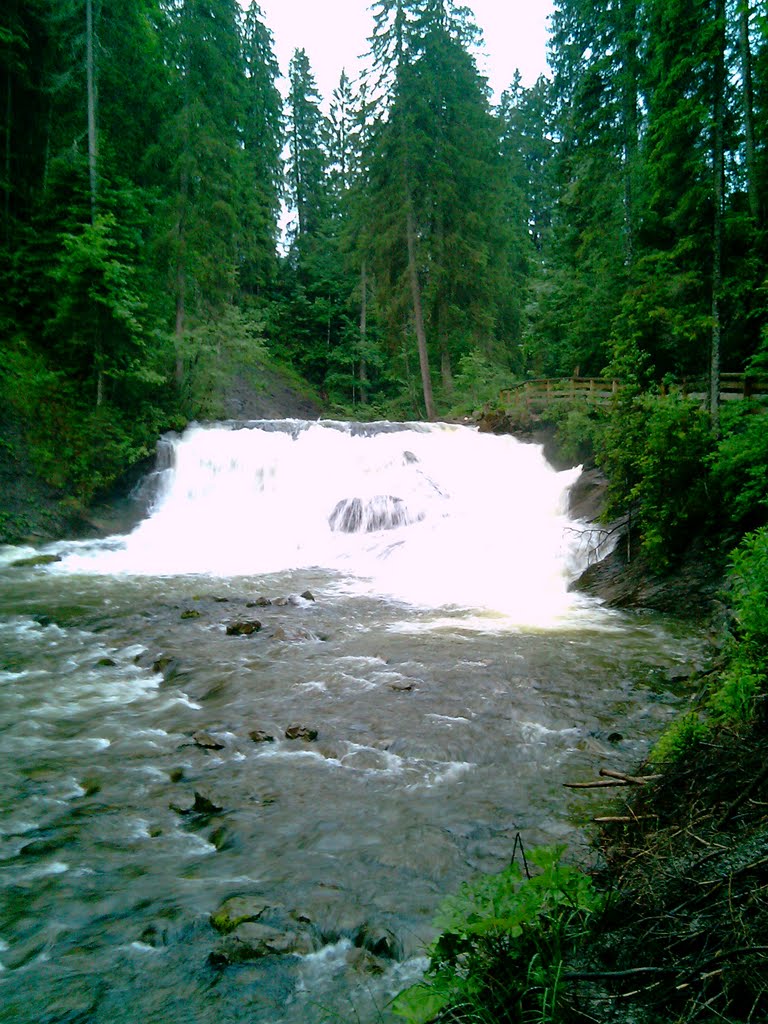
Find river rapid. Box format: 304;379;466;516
0;420;706;1024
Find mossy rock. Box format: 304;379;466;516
211;895;279;934
11;553;61;568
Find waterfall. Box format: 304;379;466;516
57;420;605;625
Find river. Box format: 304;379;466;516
0;420;705;1023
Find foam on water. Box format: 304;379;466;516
40;419;611;630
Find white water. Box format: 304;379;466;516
52;420;605;628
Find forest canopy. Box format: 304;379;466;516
1;0;767;499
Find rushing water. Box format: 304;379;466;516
0;420;705;1024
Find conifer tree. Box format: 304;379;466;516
238;1;283;298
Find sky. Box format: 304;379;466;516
251;0;555;105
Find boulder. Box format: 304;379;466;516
285;724;318;741
211;895;279;934
226;620;262;636
208;922;315;966
192;730;225;750
328;495;421;533
249;729;276;744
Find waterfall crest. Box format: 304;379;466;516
57;420;605;624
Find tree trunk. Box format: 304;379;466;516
738;0;759;222
85;0;98;223
710;0;725;432
440;346;453;396
358;260;368;405
406;205;436;420
86;0;104;406
3;11;12;244
620;0;640;268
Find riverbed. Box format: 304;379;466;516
0;421;706;1023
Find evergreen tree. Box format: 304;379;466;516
365;0;513;417
238;1;283;299
159;0;244;393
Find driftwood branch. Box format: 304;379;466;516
592;815;657;823
564;769;661;790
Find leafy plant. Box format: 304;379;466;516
710;526;768;726
597;390;714;568
393;844;603;1024
709;403;768;531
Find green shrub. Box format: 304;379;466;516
709;403;768;531
597;392;714;568
393;845;603;1024
709;526;768;726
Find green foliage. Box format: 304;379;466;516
651;710;707;765
446;352;516;416
547;402;606;466
597;389;714;568
393;845;603;1024
710;526;768;726
709;403;768;531
176;305;266;418
653;526;768;761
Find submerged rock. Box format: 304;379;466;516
271;625;317;642
328;495;422;533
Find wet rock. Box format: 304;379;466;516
169;767;185;783
10;553;62;568
246;596;272;607
170;790;223;816
151;655;182;679
346;947;387;975
208;922;315;966
477;409;514;434
226;620;262;636
79;776;102;796
208;826;235;851
192;730;225;750
328;495;421;533
300;590;315;601
211;895;278;934
390;681;414;692
180;609;201;619
566;467;609;522
354;922;403;961
248;729;275;744
96;656;117;667
285;724;318;741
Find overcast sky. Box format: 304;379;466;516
250;0;555;104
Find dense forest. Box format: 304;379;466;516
2;0;767;505
3;4;768;1021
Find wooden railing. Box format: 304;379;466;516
498;373;768;408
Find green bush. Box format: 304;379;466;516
393;845;603;1024
710;526;768;726
597;391;714;568
709;403;768;531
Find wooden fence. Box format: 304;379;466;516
498;373;768;409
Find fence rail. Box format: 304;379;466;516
498;373;768;408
